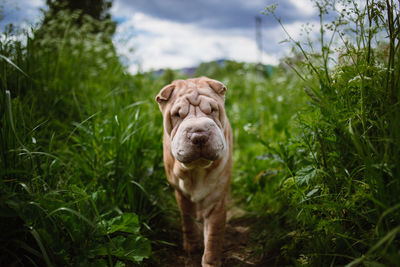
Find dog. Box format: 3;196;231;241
155;77;232;267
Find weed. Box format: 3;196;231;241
250;0;400;265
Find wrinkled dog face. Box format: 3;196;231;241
156;78;227;164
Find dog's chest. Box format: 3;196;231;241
176;169;216;203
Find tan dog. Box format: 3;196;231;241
156;77;232;267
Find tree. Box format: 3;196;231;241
42;0;116;36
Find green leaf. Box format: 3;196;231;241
114;261;126;267
47;207;95;228
118;235;151;262
91;235;151;263
100;213;140;235
296;165;317;185
0;54;30;77
306;187;319;198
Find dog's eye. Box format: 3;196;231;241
172;110;180;118
210;106;218;114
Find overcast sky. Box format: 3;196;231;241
1;0;320;73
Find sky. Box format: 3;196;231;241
1;0;320;73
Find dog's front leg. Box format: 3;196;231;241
175;190;202;254
202;198;226;267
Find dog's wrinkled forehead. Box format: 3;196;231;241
173;80;212;104
176;83;200;105
155;77;226;109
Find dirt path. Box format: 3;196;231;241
221;208;260;266
156;206;262;267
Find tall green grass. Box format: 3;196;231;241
0;10;173;266
244;0;400;265
2;0;399;266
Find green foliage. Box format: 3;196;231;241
2;0;399;266
0;7;167;266
247;0;400;265
43;0;116;36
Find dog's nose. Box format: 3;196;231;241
189;132;209;145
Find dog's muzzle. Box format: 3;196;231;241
171;117;226;164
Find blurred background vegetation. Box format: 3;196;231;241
1;0;399;266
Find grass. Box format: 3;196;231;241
247;1;400;265
1;0;400;266
1;10;171;266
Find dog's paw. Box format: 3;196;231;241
201;262;221;267
201;253;221;267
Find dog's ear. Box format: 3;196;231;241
206;79;226;96
155;84;175;104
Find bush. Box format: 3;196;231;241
0;10;169;266
248;0;400;265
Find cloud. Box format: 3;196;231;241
289;0;318;16
1;0;45;30
113;0;317;29
113;11;285;73
111;0;321;73
2;0;321;73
